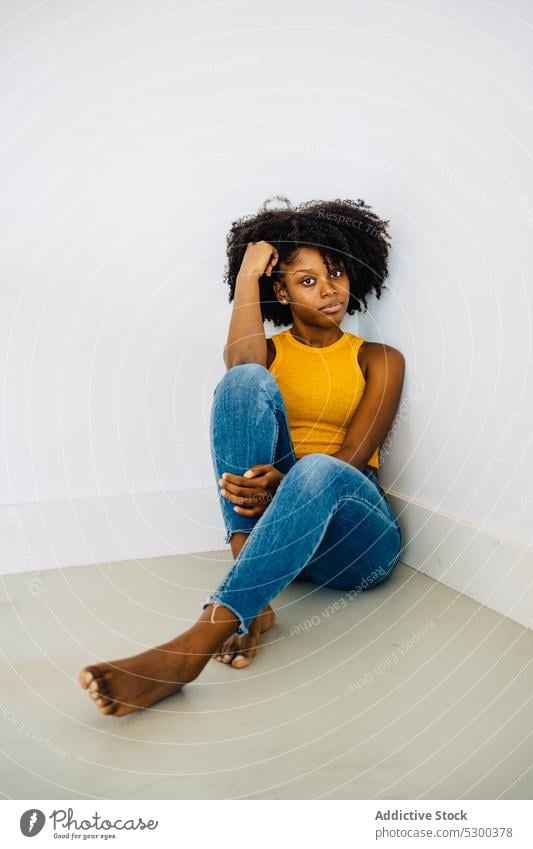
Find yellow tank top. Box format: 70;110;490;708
268;329;380;469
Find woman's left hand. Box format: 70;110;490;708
218;464;285;517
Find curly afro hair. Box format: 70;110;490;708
223;195;392;327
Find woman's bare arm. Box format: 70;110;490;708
224;272;266;368
224;241;278;369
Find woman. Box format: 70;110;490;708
79;196;405;717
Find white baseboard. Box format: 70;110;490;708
387;490;533;631
1;487;531;631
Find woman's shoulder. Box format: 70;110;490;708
358;339;405;378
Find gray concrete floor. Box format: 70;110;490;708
1;550;532;800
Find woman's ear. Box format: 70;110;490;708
273;282;289;305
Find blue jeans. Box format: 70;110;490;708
203;364;402;636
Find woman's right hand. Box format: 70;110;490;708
238;241;279;280
219;464;286;518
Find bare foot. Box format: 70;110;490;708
79;603;240;717
79;632;205;717
214;604;275;669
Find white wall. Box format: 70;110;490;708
1;1;532;570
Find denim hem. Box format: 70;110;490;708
224;528;252;546
201;595;249;637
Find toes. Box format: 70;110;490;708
90;691;115;712
213;651;234;663
216;636;259;669
88;677;109;699
99;702;117;716
80;669;94;689
79;665;105;689
230;636;258;668
89;684;112;705
231;654;252;668
219;636;240;662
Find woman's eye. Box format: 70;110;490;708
300;269;342;286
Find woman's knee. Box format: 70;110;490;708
284;452;350;485
214;363;276;397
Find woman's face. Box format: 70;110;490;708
273;246;350;327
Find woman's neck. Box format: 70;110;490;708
289;323;344;349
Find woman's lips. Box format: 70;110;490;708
319;302;343;314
